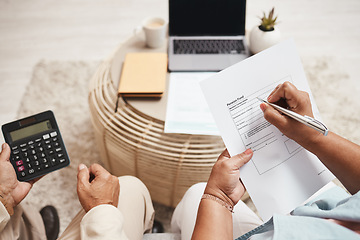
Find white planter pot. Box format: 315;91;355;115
249;26;282;54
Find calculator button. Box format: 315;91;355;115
59;159;66;164
50;131;57;137
30;149;36;155
35;138;42;142
20;172;26;177
46;145;52;150
44;164;50;168
15;160;23;166
17;166;25;172
28;140;34;145
52;137;58;142
25;157;31;163
21;148;27;152
55;147;62;152
41;158;48;164
13;149;20;155
39;153;46;158
57;153;64;158
34;161;40;166
28;169;35;174
11;146;18;150
20;143;27;148
43;134;50;140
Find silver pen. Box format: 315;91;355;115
257;97;329;136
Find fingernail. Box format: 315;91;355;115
79;163;86;170
244;149;253;155
2;143;6;150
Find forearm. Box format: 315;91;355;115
299;131;360;194
192;199;233;240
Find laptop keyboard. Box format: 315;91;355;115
173;39;245;54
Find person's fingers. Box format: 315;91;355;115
89;163;110;178
0;143;10;162
260;102;288;128
77;163;90;187
228;148;253;169
217;149;230;161
268;81;298;107
267;83;281;100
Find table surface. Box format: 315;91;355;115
111;33;170;122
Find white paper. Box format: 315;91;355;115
164;72;219;135
200;39;334;221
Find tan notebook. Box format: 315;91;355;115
118;52;168;98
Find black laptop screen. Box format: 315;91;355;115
169;0;246;36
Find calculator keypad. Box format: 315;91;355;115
10;131;68;179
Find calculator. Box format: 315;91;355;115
2;110;70;182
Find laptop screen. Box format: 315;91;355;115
169;0;246;37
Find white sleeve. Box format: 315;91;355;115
80;204;129;240
0;202;10;232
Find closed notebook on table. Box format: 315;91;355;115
118;52;168;97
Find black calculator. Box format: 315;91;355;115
2;110;70;182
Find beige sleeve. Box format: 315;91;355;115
0;202;10;233
80;204;129;240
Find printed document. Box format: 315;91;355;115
200;39;334;220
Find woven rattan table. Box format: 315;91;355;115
88;35;225;207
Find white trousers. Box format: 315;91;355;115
1;180;262;240
58;176;154;240
0;176;154;240
171;183;263;240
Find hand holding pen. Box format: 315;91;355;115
259;82;328;145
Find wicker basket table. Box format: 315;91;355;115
88;35;225;207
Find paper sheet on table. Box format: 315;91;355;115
200;39;335;221
164;72;219;135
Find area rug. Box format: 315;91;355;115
19;60;102;234
303;56;360;144
18;57;360;234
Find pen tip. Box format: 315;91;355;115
256;97;265;102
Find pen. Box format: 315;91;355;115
257;97;329;136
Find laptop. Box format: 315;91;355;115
168;0;248;72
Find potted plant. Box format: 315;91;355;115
249;7;282;54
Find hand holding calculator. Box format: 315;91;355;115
2;110;70;181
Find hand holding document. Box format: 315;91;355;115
200;39;334;220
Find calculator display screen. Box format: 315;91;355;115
10;120;52;142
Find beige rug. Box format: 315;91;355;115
18;57;360;234
303;56;360;144
19;60;102;234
